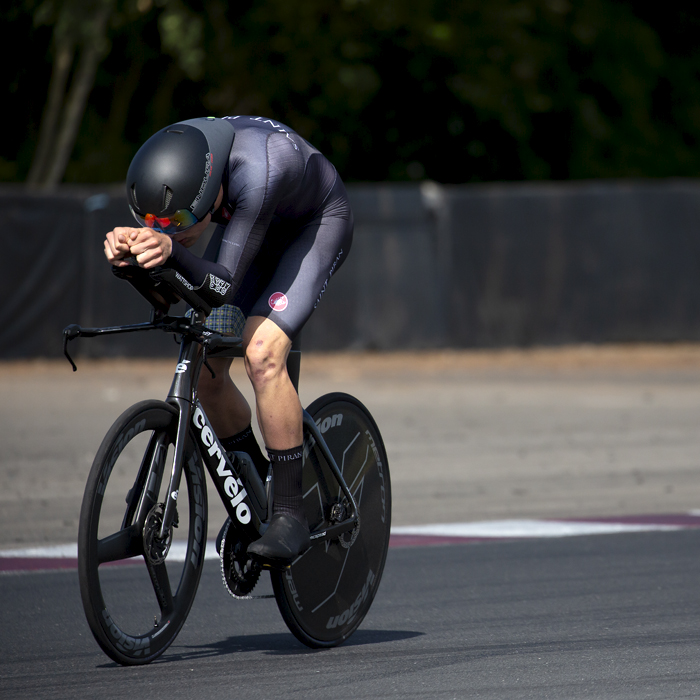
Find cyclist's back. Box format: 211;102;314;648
219;115;338;222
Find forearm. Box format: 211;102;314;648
166;240;230;284
166;240;234;306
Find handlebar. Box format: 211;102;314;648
63;265;243;371
112;265;213;316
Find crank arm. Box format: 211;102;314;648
309;517;358;544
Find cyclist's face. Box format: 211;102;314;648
170;186;224;248
171;218;209;248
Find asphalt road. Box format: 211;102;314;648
3;346;700;699
3;346;700;548
2;530;700;700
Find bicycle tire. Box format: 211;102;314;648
78;400;208;665
271;392;391;648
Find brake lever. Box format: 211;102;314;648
202;340;216;379
63;324;82;372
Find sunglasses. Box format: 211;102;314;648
130;206;200;235
130;193;220;235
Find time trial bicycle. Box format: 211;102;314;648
63;265;391;666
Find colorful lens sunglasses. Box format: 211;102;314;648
130;206;200;235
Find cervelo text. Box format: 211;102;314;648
192;406;251;524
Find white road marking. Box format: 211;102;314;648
0;540;220;561
391;520;684;539
3;515;699;562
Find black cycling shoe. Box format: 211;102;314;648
247;513;310;568
215;517;231;555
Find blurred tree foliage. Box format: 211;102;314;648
4;0;700;184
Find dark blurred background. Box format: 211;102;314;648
3;0;700;357
6;0;700;187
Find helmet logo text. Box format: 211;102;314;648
191;152;213;212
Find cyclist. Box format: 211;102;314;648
103;116;353;566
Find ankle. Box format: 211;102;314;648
267;445;306;526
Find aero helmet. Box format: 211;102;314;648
126;117;235;234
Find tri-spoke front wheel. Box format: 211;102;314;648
78;400;208;665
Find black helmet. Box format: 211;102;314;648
126;117;235;234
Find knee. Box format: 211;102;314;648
242;317;292;391
244;338;287;389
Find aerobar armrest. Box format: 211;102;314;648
148;268;213;316
112;265;181;314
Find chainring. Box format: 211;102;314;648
219;521;263;599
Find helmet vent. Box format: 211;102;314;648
166;129;184;134
163;186;173;211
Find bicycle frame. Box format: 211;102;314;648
64;304;360;551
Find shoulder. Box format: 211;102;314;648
223;116;302;153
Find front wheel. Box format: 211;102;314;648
78;400;208;665
271;393;392;648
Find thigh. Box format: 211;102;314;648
228;215;298;317
245;211;353;340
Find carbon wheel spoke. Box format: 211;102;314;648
146;561;175;615
97;525;143;564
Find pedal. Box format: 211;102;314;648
253;556;291;571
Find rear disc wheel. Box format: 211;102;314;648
271;393;391;648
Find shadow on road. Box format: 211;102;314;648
148;629;424;663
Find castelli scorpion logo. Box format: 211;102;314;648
208;275;231;297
